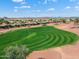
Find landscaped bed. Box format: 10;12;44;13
0;26;79;55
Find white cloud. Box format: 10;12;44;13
65;6;71;9
14;5;31;9
75;6;79;8
14;6;18;8
48;8;55;11
74;6;79;11
20;6;31;8
12;0;24;3
43;0;57;4
12;0;26;4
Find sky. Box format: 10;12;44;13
0;0;79;17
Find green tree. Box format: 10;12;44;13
4;45;30;59
49;18;52;21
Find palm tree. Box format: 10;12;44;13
4;45;30;59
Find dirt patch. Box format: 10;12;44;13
27;50;62;59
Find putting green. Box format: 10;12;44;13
0;26;79;55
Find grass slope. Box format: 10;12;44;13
0;26;79;55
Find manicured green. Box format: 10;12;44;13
0;26;79;55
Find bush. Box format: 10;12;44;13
4;45;30;59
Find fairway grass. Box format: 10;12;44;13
0;26;79;55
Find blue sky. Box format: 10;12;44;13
0;0;79;17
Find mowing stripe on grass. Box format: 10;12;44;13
0;26;79;55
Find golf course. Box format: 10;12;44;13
0;26;79;55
